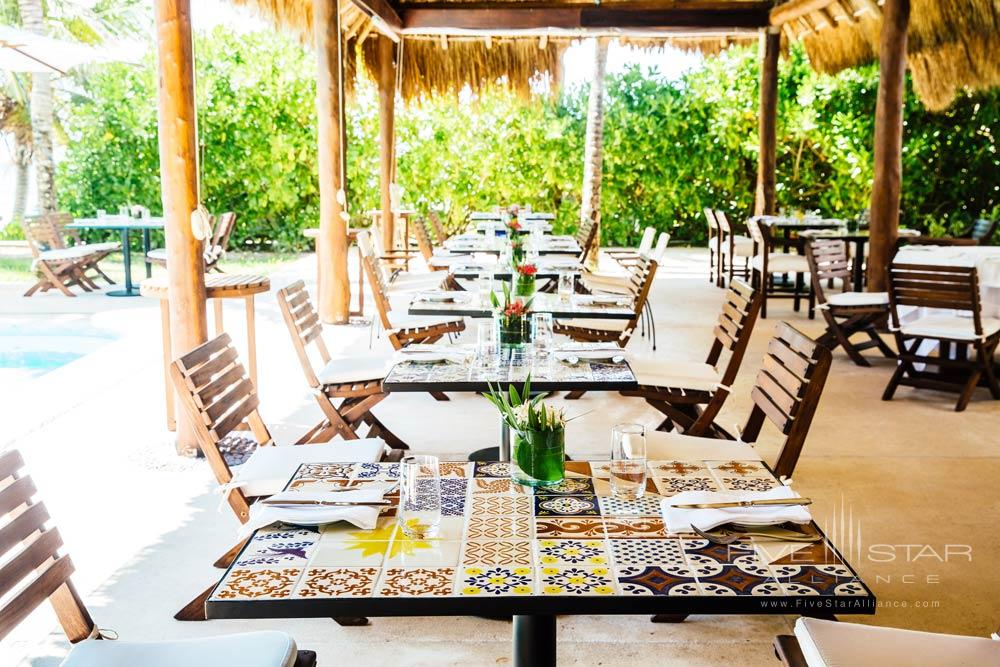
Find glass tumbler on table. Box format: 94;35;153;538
610;423;647;500
476;320;497;367
478;271;494;306
399;455;441;539
558;272;575;301
531;312;554;370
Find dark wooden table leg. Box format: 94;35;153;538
513;614;556;667
651;614;689;623
852;239;865;292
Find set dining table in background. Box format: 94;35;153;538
68;214;165;296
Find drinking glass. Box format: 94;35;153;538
478;271;494;306
399;455;441;539
558;273;575;301
477;320;497;366
531;313;554;370
609;423;647;500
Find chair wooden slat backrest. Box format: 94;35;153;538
428;211;449;244
887;263;982;335
22;215;67;256
805;239;852;305
577;219;600;263
970;218;997;243
412;217;436;263
277;280;332;389
740;322;832;478
706;280;762;388
619;256;658;346
170;334;272;522
746;215;767;252
0;450;94;644
356;230;397;331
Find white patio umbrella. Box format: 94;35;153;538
0;25;110;75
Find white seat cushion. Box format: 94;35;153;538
631;357;722;392
37;246;98;261
146;247;168;261
900;315;1000;341
582;273;631;295
750;253;810;274
826;291;889;308
722;236;754;257
317;352;393;385
794;617;1000;667
61;631;297;667
389;273;446;292
647;431;763;461
231;440;386;497
556;317;629;331
388;313;463;330
81;241;120;253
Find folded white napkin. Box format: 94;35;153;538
572;294;630;307
660;485;811;533
239;489;387;539
539;258;580;269
396;348;470;364
417;290;466;303
553;349;626;362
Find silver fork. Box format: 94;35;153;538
691;523;822;545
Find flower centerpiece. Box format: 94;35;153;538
514;262;538;297
486;375;565;486
510;236;526;265
491;282;532;348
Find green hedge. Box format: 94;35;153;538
57;29;999;251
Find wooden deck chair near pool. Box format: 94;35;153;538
21;214;118;297
357;230;466;351
805;239;895;367
621;280;761;435
773;617;1000;667
645;322;832;480
276;280;408;449
883;262;1000;412
0;449;318;666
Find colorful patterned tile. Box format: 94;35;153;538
236;528;319;567
287;478;365;491
764;541;845;567
535;518;606;539
592;477;658;497
772;563;862;596
716;477;779;492
461;540;533;566
294;463;355;480
534;494;600;517
603;518;669;539
474;462;511;478
376;567;456;597
471;494;532;516
652;476;719;496
698;566;783;596
319;516;400;543
532;477;595;496
441;493;467;516
439;462;471;478
588;461;612;478
215;568;302;599
457;566;534;596
310;539;388;567
682;539;765;576
385;538;461;566
616;565;700;596
535;539;609;566
648;460;708;477
465;516;532;540
705;460;770;477
537;566;615;595
598;495;663;517
352;462;399;480
472;478;528;494
294;567;379;598
609;538;686;567
439;478;469;496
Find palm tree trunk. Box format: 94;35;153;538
19;0;58;214
580;37;609;268
12;140;31;225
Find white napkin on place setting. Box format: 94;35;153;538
660;485;811;533
552;349;627;363
238;489;389;540
572;294;630;307
395;347;471;364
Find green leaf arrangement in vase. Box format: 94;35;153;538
484;375;566;486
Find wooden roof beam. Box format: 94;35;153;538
770;0;835;26
349;0;403;41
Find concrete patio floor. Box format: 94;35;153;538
2;247;997;666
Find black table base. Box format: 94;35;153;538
514;615;556;667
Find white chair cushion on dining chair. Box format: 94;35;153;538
555;318;629;331
646;431;763;461
37;246;99;262
750;253;810;274
231;440;386;497
722;236;754;257
794;617;1000;667
582;272;632;295
630;357;722;392
826;291;889;308
81;241;120;253
317;352;393;385
60;631;298;667
899;315;1000;341
388;273;446;292
388;313;463;330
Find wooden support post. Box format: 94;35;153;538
868;0;909;292
154;0;208;455
314;0;351;324
755;27;780;216
377;35;397;251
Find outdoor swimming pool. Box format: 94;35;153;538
0;316;118;379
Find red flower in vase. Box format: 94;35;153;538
504;300;527;318
507;219;522;231
516;263;538;277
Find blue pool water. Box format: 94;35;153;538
0;318;118;378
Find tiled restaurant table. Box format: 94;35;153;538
443;235;581;256
408;291;634;320
207;460;875;666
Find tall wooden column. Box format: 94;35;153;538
868;0;910;292
377;35;397;251
153;0;207;455
314;0;350;323
755;27;780;216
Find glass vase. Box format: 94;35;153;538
511;428;565;487
514;274;536;297
496;317;531;349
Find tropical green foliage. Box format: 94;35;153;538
56;29;1000;251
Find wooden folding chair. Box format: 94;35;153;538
576;217;600;265
276;280;408;449
747;216;814;319
21;214;115;297
621;280;761;435
0;449;320;663
705;208;721;285
716;210;753;286
429;210;450;243
147;211;236;271
883;262;1000;411
805;239;895;366
412;216;450;272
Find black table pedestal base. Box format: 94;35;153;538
468;447;500;462
513;614;556;667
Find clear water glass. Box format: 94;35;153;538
610;423;647;500
477;320;497;366
531;313;554;372
399;455;441;539
558;272;575;301
478;271;493;306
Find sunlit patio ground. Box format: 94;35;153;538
2;247;997;666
